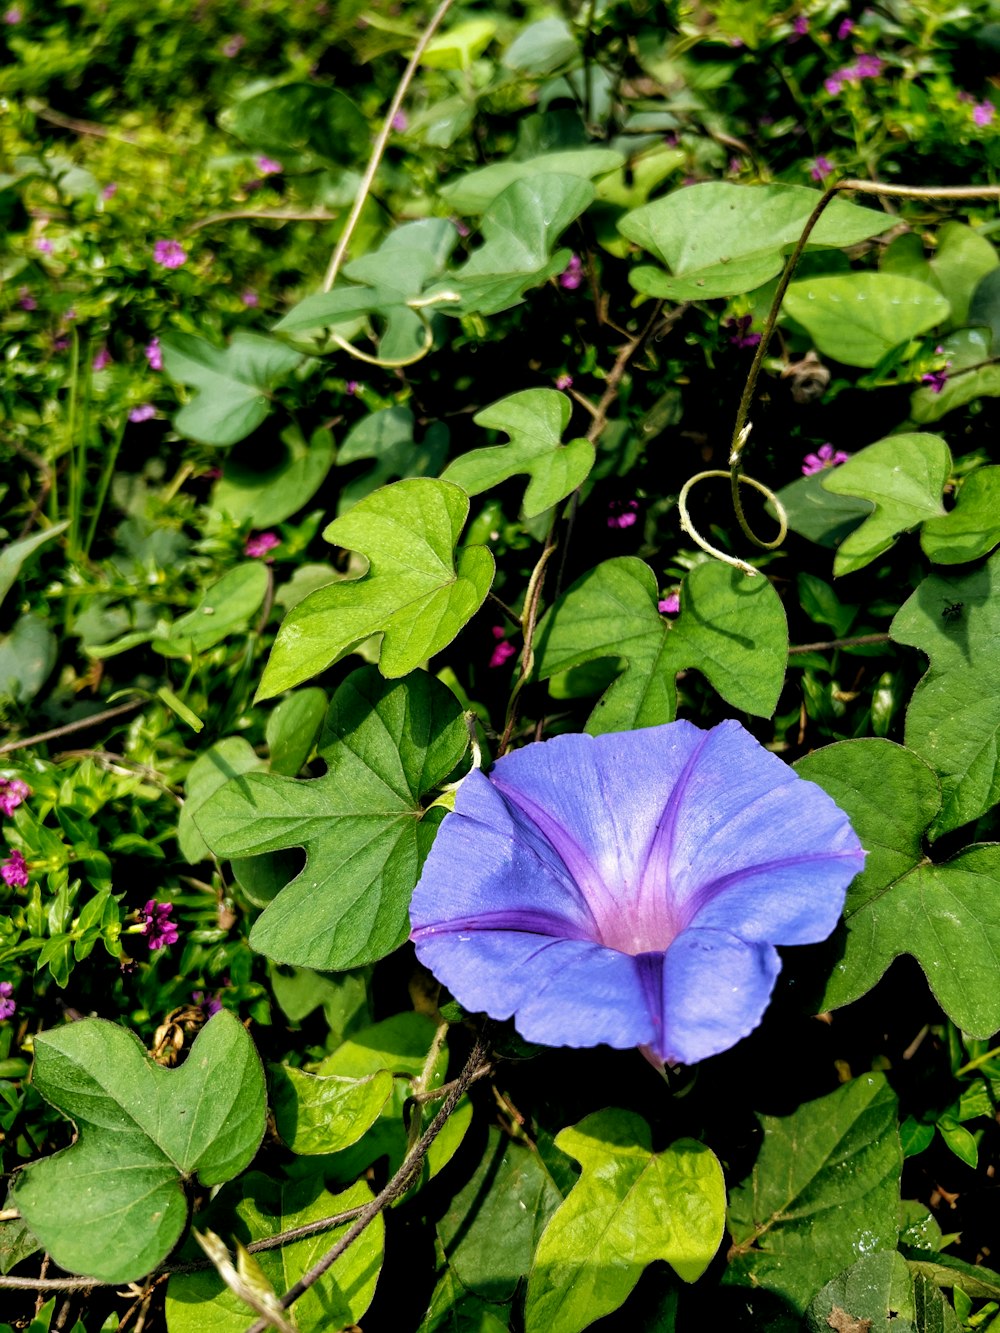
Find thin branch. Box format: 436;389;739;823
0;699;145;755
184;208;341;235
788;632;891;654
31;103;138;144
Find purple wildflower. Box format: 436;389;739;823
555;374;573;391
451;217;471;238
0;982;15;1021
810;155;834;181
241;289;259;307
854;53;883;76
52;336;69;352
921;367;950;394
391;110;408;132
145;336;163;371
153;239;187;269
3;6;22;21
791;15;809;37
974;102;995;127
659;593;681;615
1;849;29;888
724;314;761;348
192;990;223;1017
221;33;245;57
101;182;118;200
256;155;283;175
607;499;639;529
802;442;850;475
92;346;112;372
0;778;30;816
129;404;156;423
837;17;854;38
17;288;36;311
410;720;864;1066
489;626;517;670
245;531;280;558
141;900;178;951
559;255;583;290
345;380;360;396
35;237;52;254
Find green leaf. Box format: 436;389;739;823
535;557;787;734
0;613;57;704
881;222;998;328
225;83;369;165
14;1013;266;1283
920;466;1000;564
265;688;327;777
440;148;622;215
443;390;594;518
905;1252;1000;1302
806;1251;962;1333
771;472;872;548
419;1265;511;1333
197;666;468;969
269;1065;393;1155
620;183;892;301
502;16;577;74
437;175;595;316
725;1074;902;1313
525;1109;725;1333
211;425;334;528
910;327;1000;424
821;433;950;575
0;522;68;614
153;562;269;658
968;264;1000;348
795;740;1000;1038
160;332;303;447
256;479;494;700
421;17;497;69
437;1128;564;1302
165;1176;382;1333
783;273;950;368
336;406;449;514
178;737;265;864
892;552;1000;835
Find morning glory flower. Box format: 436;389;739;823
410;720;864;1066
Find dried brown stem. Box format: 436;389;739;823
0;699;145;755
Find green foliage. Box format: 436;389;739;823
269;1065;393;1155
160;333;303;447
783;274;951;368
806;1252;962;1333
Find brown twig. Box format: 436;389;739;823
31;103;138;144
184;208;342;235
0;699;146;755
788;633;891;654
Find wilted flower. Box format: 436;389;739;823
144;336;163;370
489;626;517;669
129;404;156;423
92;346;112;372
802;442;850;475
153;239;187;269
141;900;178;951
0;777;30;816
1;849;29;888
659;593;681;615
607;499;639;529
245;531;280;558
255;155;283;175
559;255;583;290
724;314;761;348
410;721;864;1065
810;155;834;181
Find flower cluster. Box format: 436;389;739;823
824;53;884;96
1;848;29;888
153;239;187;269
0;778;30;895
802;442;850;476
0;982;15;1022
489;626;517;669
0;777;29;818
141;900;179;951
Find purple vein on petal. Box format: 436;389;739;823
410;907;592;941
688;849;866;916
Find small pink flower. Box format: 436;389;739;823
921;366;950;394
791;15;809;37
17;287;36;311
153;239;187;269
245;531;280;558
92;346;111;372
974;102;995;127
837;18;854;39
489;627;517;669
724;314;761;348
52;335;69;352
3;6;22;22
728;156;743;175
1;849;29;888
0;778;29;816
145;336;163;370
241;289;259;307
825;72;845;95
607;499;639;529
221;33;245;57
810;155;834;181
0;981;15;1021
129;404;156;423
101;181;117;200
659;593;681;615
802;442;850;476
35;237;52;254
345;380;360;396
451;217;470;238
555;374;573;390
559;254;583;290
141;900;178;951
255;155;283;175
391;110;408;132
854;53;883;77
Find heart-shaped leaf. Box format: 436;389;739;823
783;273;950;367
525;1109;725;1333
161;332;303;447
197;666;468;969
226;83;368;165
256;478;494;700
920;466;1000;564
14;1012;266;1283
821;433;951;575
154;562;269;659
535;556;787;733
336;406;449;514
443;389;595;517
211;425;335;528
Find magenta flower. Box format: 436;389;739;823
1;849;29;888
0;778;30;816
345;380;360;396
559;255;583;290
221;33;245;57
489;626;517;669
974;102;995;127
129;404;156;423
921;367;950;394
35;237;52;254
391;110;408;132
245;531;280;558
410;721;864;1065
144;336;163;371
607;499;639;529
555;374;573;390
141;900;178;951
92;346;111;372
810;155;834;182
256;156;283;175
153;239;187;269
241;289;259;307
802;442;850;476
0;982;15;1021
3;6;22;21
451;217;471;238
101;182;118;200
724;314;761;348
659;593;681;615
837;17;854;39
790;15;809;37
17;288;37;311
192;989;223;1016
854;53;883;77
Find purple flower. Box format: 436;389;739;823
451;217;471;238
410;721;864;1065
391;110;408;132
129;404;156;423
974;102;995;127
221;33;245;57
921;367;950;394
802;442;850;475
810;155;834;181
153;239;187;269
245;531;280;558
241;289;259;307
192;990;223;1017
555;374;573;390
1;849;29;888
145;336;163;371
658;593;681;615
3;6;22;22
256;156;283;175
345;380;360;396
791;15;809;36
0;778;30;816
724;314;761;348
607;499;639;529
92;346;111;372
17;287;36;311
837;17;854;39
35;237;52;254
141;900;178;951
559;255;583;290
101;182;118;200
853;53;883;77
489;626;517;669
0;982;15;1021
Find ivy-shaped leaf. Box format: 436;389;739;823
14;1013;266;1283
160;332;303;447
211;424;335;528
920;466;1000;564
534;557;787;734
443;389;595;518
891;551;1000;836
726;1074;902;1313
336;406;449;514
197;667;468;969
256;478;494;701
783;273;951;367
821;433;951;576
795;739;1000;1036
525;1109;725;1333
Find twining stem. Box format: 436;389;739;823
788;632;891;654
